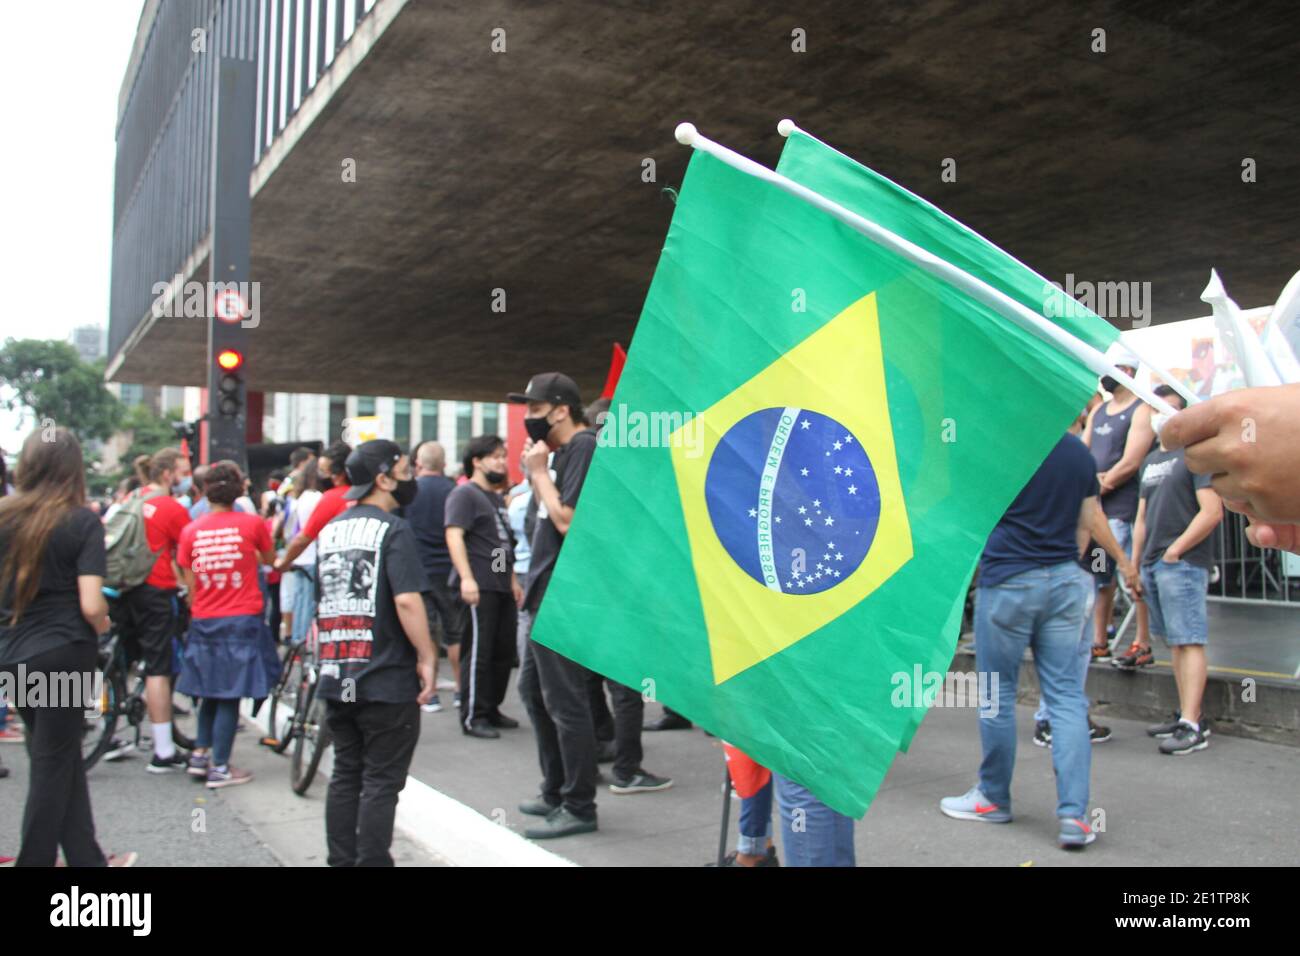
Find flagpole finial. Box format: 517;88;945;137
675;122;698;146
777;119;796;137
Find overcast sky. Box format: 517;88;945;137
0;1;143;453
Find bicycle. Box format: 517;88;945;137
82;587;196;770
259;620;332;795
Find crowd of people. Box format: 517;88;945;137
0;359;1296;867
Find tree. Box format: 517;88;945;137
0;338;123;443
122;404;185;468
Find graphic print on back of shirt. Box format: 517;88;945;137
316;515;389;679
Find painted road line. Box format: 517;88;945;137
239;700;574;867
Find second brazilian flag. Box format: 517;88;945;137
530;142;1106;816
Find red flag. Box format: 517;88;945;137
722;742;771;799
600;342;627;400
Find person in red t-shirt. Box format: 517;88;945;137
274;441;352;573
176;460;279;789
116;447;192;773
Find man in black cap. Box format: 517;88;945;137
508;373;602;838
315;439;437;866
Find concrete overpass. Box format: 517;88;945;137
107;0;1300;402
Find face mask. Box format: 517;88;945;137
318;474;334;490
392;477;418;507
484;470;508;486
1100;376;1118;393
524;413;554;444
174;475;193;495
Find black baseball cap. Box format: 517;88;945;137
507;372;582;410
343;439;403;500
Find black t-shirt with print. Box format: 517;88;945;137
1138;447;1216;570
0;507;106;664
315;504;429;703
525;429;598;613
444;482;515;592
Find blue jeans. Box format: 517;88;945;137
289;566;316;643
975;561;1091;819
736;777;773;856
1034;570;1096;721
774;774;855;866
196;697;241;767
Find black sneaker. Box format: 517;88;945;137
1088;719;1112;743
524;807;598;840
712;846;781;867
146;752;189;774
643;712;692;731
1032;720;1052;748
487;711;519;729
609;769;674;794
518;796;561;817
462;719;500;739
1159;722;1208;755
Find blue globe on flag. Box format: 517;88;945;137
704;408;881;595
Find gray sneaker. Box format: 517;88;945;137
524;807;597;840
1058;817;1097;848
609;770;674;795
1146;712;1182;738
1147;712;1211;739
1158;722;1208;755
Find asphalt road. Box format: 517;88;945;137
2;683;1296;866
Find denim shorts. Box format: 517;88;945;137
1140;559;1209;646
1090;517;1133;584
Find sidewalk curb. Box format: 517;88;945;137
240;700;575;866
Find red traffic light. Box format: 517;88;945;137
216;349;244;371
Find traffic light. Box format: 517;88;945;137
216;349;244;418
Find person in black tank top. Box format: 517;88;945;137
1084;359;1156;664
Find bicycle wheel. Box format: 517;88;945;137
265;641;303;752
290;680;331;795
82;650;126;770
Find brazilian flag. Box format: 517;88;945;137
531;140;1116;816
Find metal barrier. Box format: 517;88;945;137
109;0;377;364
1212;509;1300;606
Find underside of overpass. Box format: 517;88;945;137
108;0;1300;402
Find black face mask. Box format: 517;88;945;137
393;477;417;507
318;474;335;490
484;470;508;486
524;414;553;444
1100;376;1118;393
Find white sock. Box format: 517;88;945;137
1178;716;1199;730
152;721;175;759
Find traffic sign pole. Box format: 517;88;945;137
206;55;256;469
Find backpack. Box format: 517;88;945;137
104;492;167;592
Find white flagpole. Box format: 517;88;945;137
675;122;1179;417
1117;337;1200;406
776;118;1198;409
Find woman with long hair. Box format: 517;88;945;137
0;428;135;866
176;460;279;787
